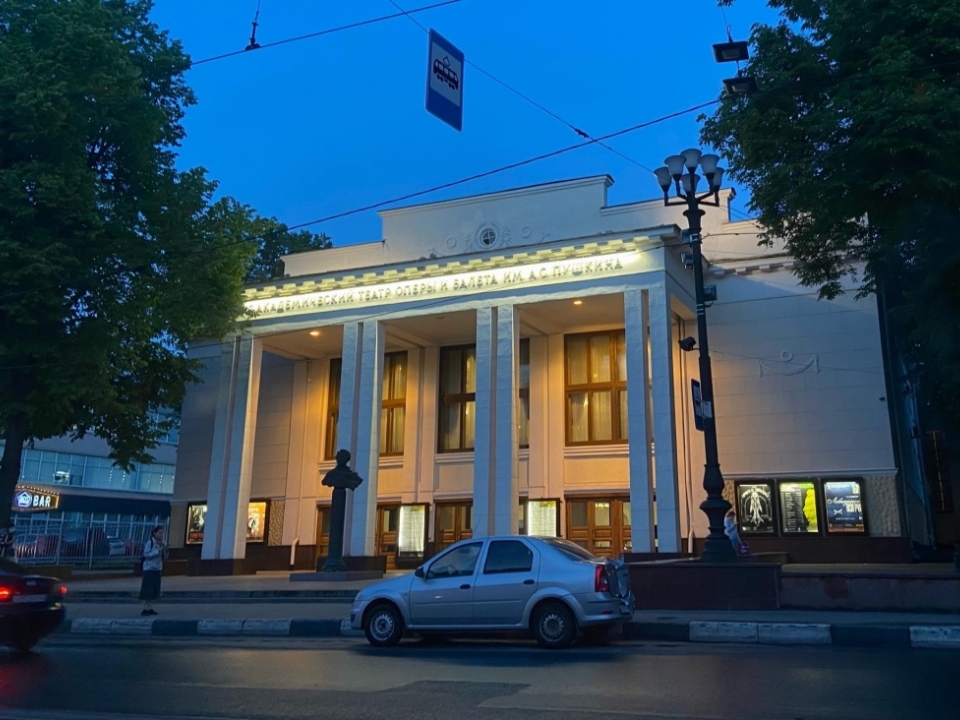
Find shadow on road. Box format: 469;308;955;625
347;637;637;668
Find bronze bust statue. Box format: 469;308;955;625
321;449;364;491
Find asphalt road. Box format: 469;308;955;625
1;637;958;720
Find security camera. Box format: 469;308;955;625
678;337;697;352
681;253;695;269
703;285;718;303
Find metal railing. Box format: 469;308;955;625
12;516;169;568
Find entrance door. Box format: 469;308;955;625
566;497;631;557
315;505;331;563
435;502;472;552
377;505;400;571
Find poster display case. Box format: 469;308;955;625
823;480;866;533
185;500;270;545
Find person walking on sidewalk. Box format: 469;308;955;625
139;525;167;616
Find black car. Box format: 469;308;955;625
0;556;66;652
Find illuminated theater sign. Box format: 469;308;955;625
12;487;60;512
245;244;647;320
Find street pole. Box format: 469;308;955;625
655;149;735;563
684;203;734;563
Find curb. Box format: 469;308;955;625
625;621;960;649
67;590;358;603
59;618;960;648
63;618;350;639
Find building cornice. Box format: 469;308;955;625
377;175;614;217
245;229;674;302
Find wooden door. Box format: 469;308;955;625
315;505;331;562
377;505;400;571
434;502;473;552
566;497;631;557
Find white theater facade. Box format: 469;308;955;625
170;176;909;574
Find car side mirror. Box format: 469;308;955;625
414;566;425;579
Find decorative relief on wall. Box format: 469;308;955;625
268;499;285;546
757;351;820;377
520;226;533;239
863;475;901;537
472;222;511;251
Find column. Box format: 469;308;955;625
402;347;423;503
649;286;682;552
625;289;655;553
202;335;263;561
334;323;362;552
493;306;519;535
281;360;309;549
418;347;440;531
347;320;385;557
472;307;496;538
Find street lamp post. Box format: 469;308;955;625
655;149;736;563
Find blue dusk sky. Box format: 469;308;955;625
149;1;781;246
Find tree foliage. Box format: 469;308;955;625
702;0;960;429
0;0;327;527
239;204;332;284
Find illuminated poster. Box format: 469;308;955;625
736;483;774;534
185;504;207;544
779;481;819;533
398;504;427;557
247;502;267;543
185;502;268;544
527;500;559;537
823;480;865;533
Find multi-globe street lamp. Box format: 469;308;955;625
654;149;736;563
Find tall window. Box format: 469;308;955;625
439;345;476;452
565;331;628;445
326;353;408;459
380;352;407;455
325;358;342;460
519;339;530;448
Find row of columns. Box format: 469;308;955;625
200;286;682;562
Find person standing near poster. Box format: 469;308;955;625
724;510;748;555
139;525;167;616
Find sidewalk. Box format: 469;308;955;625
55;567;960;649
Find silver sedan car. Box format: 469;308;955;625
350;535;634;649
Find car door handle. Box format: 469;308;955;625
522;579;535;585
459;584;471;590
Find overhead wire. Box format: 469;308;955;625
189;0;463;66
0;100;717;304
385;0;756;223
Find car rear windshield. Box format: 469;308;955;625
0;557;27;575
538;537;599;561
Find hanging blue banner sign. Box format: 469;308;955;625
425;29;464;131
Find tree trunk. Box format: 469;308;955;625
0;414;27;554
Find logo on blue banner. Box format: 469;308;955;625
425;29;464;131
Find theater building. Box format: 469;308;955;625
169;176;908;573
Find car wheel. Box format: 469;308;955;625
364;603;403;647
532;602;576;649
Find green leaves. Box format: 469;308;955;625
0;0;329;513
702;0;960;429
